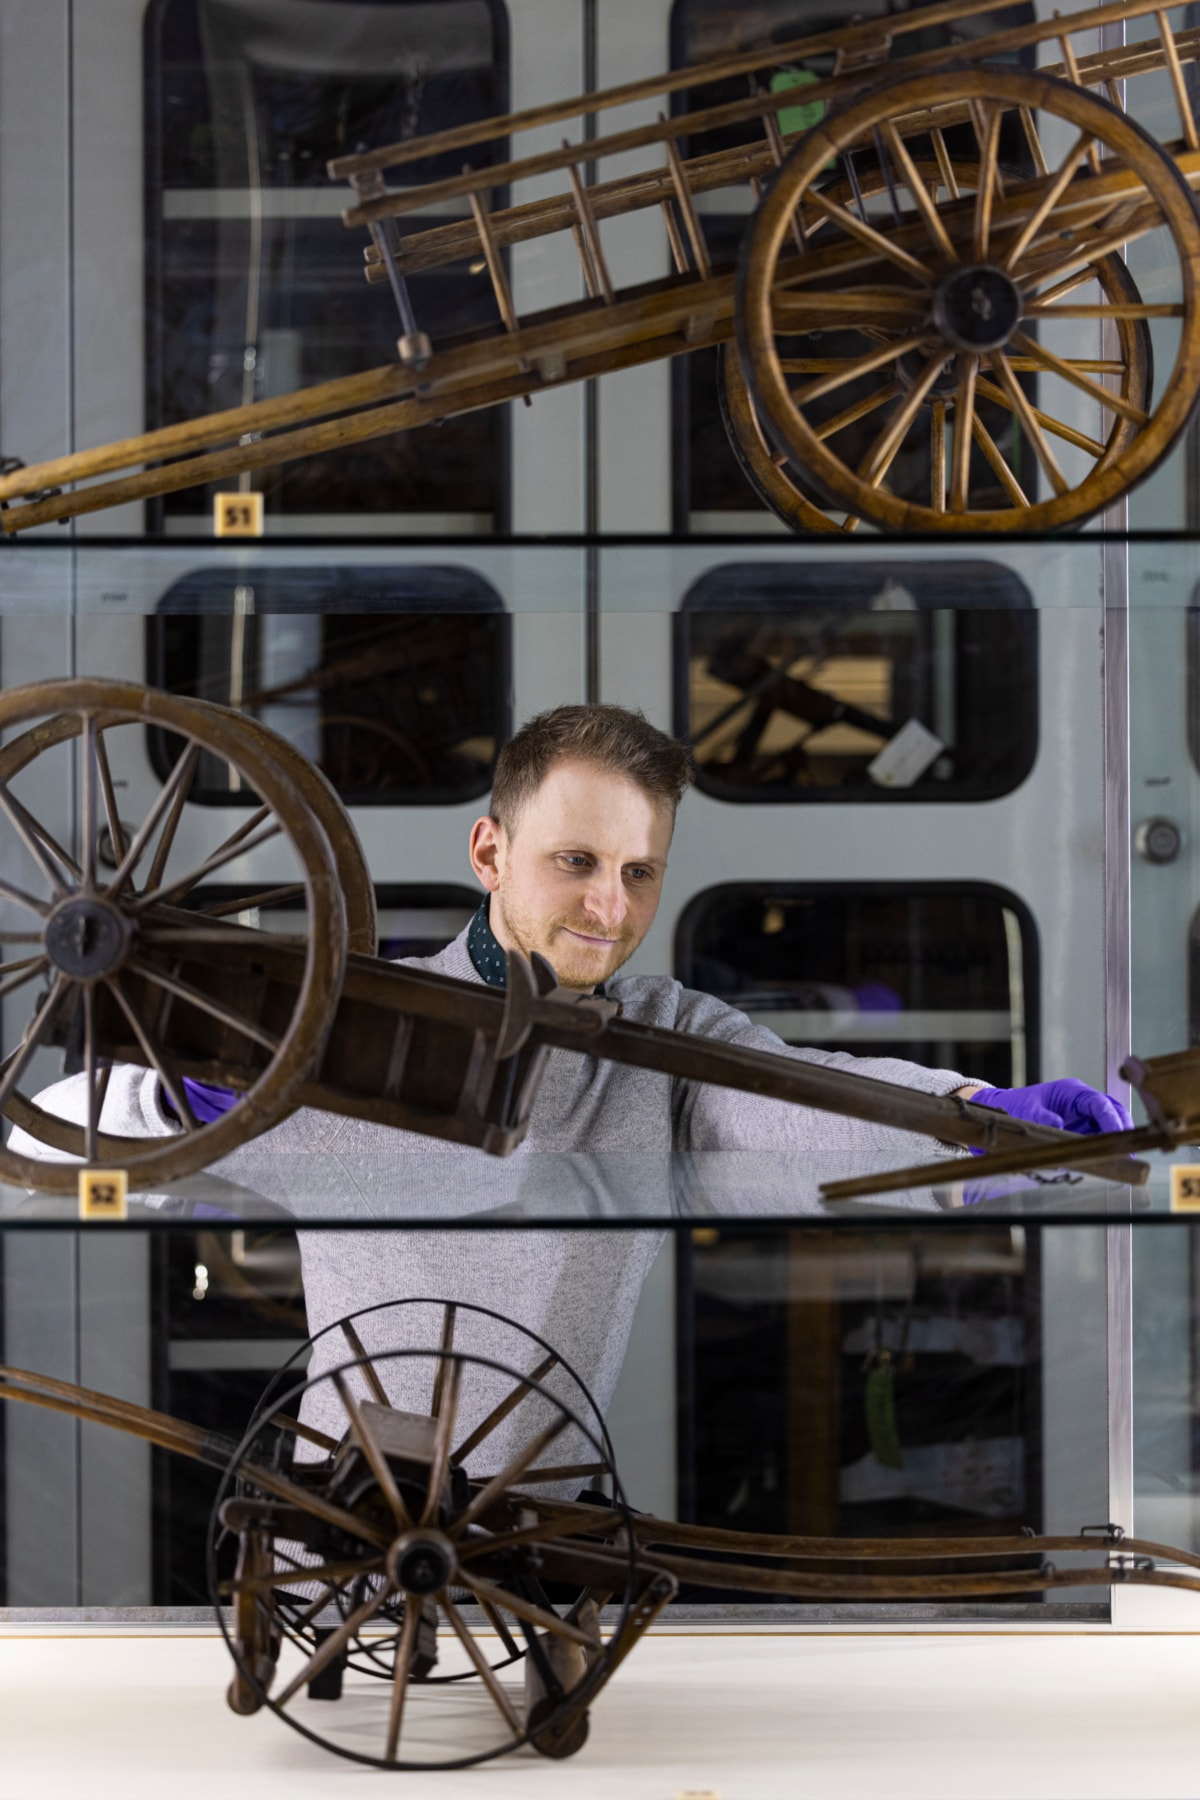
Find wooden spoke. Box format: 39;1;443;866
789;331;933;408
104;742;200;899
950;354;978;513
858;352;952;485
803;186;932;283
931;398;947;512
987;353;1069;495
771;292;924;326
815;382;901;443
1025;302;1184;320
83;984;99;1163
459;1571;600;1653
439;1592;522;1736
222;1555;385;1599
0;782;73;897
430;1304;457;1419
454;1351;559;1463
333;1371;413;1533
458;1508;625;1563
420;1356;462;1527
95;728;126;867
340;1320;392;1406
976;376;1107;458
970;412;1030;507
972;105;1002;259
881;122;957;262
142;748;200;897
106;973;200;1130
1018;105;1049;178
197;884;304;918
1029;265;1098;308
478;1461;607;1486
384;1599;422;1764
129;818;282;914
1019;212;1166;296
0;877;49;918
1002;130;1095;270
930;127;959;201
126;956;280;1055
0;955;48;1004
274;1583;394;1709
0;976;69;1115
1010;328;1149;425
473;1593;522;1661
268;1412;338;1453
79;714;98;892
453;1415;571;1535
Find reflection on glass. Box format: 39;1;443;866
678;1228;1039;1563
675;566;1037;802
148;566;510;803
145;0;510;528
676;883;1034;1087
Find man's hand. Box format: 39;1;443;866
966;1078;1133;1137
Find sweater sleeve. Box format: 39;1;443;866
668;985;977;1179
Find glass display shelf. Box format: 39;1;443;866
0;1148;1188;1228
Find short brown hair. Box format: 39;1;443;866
491;703;692;833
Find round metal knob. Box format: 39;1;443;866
1135;816;1183;865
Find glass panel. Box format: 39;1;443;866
679;1228;1041;1552
147;564;510;804
675;883;1034;1087
676;562;1037;802
145;0;510;531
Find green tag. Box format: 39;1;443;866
770;67;824;138
865;1359;904;1469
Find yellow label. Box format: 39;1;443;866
213;491;264;537
1170;1165;1200;1211
79;1168;128;1220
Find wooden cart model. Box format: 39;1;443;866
0;675;1175;1198
3;1295;1200;1770
2;0;1200;532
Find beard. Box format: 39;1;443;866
493;884;640;990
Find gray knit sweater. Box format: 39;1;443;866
12;925;971;1485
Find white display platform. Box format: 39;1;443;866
3;1629;1198;1799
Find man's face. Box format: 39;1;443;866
469;759;673;990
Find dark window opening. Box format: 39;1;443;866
148;565;510;805
675;882;1038;1090
676;1227;1043;1583
145;0;510;532
675;563;1037;803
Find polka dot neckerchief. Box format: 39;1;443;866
466;898;607;996
467;897;509;988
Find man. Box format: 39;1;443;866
13;703;1129;1476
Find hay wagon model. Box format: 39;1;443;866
2;0;1200;533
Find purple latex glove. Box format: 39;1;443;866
160;1078;241;1124
969;1078;1133;1141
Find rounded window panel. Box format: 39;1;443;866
675;562;1037;804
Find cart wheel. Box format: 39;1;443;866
737;67;1197;531
209;1313;644;1769
0;678;348;1191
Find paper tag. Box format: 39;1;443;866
213;491;264;538
79;1168;128;1221
868;718;944;789
1171;1165;1200;1211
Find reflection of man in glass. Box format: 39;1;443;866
15;704;1129;1474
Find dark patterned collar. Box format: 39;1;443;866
466;898;606;995
467;897;509;988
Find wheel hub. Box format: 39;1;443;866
45;894;132;979
386;1529;456;1596
932;264;1022;353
